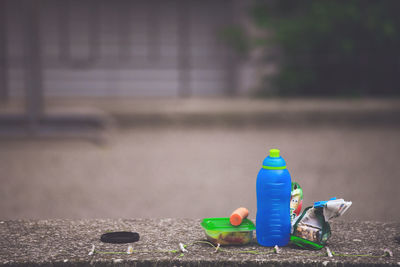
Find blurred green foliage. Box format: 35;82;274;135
230;0;400;96
219;25;250;56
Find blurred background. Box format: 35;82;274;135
0;0;399;222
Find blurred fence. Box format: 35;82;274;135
1;0;239;99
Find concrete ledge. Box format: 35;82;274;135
95;98;400;127
0;219;399;266
2;98;400;128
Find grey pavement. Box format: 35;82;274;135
0;219;399;266
0;98;399;221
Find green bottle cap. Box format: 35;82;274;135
269;149;280;158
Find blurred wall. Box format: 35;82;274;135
3;0;249;98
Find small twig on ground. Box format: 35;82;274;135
179;243;188;253
326;247;333;258
215;243;220;253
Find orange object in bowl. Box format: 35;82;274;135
230;207;249;226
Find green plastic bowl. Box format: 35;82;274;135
200;217;255;245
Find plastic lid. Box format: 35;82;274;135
201;217;255;232
262;148;286;169
100;231;140;243
269;149;280;157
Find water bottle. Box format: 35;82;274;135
256;148;291;246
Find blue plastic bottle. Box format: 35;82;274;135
256;149;292;247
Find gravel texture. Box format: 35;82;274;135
0;219;399;266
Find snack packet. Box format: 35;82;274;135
321;198;352;221
291;198;352;250
290;182;303;221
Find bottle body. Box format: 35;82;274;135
256;168;291;246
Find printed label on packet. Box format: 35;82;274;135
290;182;303;221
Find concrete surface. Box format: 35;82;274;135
2;98;400;126
0;98;399;221
0;219;399;266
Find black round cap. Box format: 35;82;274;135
100;231;140;244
